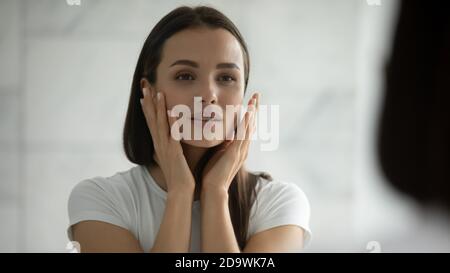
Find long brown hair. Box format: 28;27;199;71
122;6;272;250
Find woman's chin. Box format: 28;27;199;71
181;138;224;148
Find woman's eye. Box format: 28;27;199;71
175;73;195;81
218;75;235;83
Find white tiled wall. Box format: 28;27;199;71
0;0;396;252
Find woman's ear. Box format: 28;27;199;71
140;78;152;91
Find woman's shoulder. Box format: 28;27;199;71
248;172;312;246
253;172;309;202
67;166;144;240
251;172;311;220
69;165;144;202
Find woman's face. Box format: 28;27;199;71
153;26;245;148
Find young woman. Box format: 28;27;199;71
67;6;311;253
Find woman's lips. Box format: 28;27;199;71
191;117;223;121
190;111;223;121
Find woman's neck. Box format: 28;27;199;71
181;142;208;174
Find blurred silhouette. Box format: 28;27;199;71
378;0;450;214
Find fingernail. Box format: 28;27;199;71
143;88;148;97
167;110;171;116
157;92;161;101
140;99;143;105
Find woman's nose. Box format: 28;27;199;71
201;95;217;105
197;80;218;105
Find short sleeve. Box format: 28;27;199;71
247;180;312;248
67;179;131;241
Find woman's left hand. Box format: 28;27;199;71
201;92;259;194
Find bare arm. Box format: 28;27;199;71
200;188;241;252
72;221;144;253
200;188;305;253
150;188;195;252
72;187;194;253
242;225;304;253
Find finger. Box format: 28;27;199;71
141;87;158;136
252;93;258;133
149;85;156;98
166;109;185;142
248;105;257;138
233;110;251;154
235;110;249;142
237;97;256;151
244;94;259;155
247;94;257;112
243;110;256;157
249;93;258;136
230;94;255;150
243;107;255;146
155;92;170;140
141;87;155;117
254;92;260;111
225;95;258;168
246;97;257;139
235;113;254;168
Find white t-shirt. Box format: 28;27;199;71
67;165;311;252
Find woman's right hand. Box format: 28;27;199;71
140;86;195;194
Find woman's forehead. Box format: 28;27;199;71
160;27;244;68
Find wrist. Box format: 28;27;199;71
200;185;229;200
167;185;195;199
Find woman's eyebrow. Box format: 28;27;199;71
170;59;198;68
169;59;240;70
216;63;240;70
